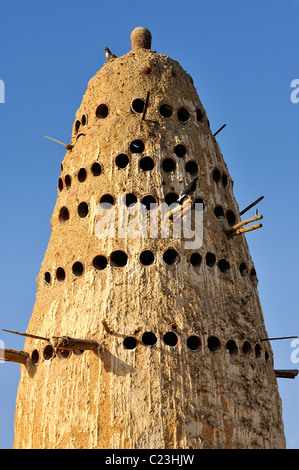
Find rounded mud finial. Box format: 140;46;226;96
130;27;152;50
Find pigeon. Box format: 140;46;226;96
103;46;117;61
177;177;199;205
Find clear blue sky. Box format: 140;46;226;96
0;0;298;449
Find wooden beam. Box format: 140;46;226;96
51;336;99;351
44;136;73;151
274;369;298;379
2;328;49;341
240;196;264;216
173;203;192;222
213;124;226;137
228;223;263;238
231;214;263;232
102;320;112;335
45;135;66;146
167;196;193;220
0;348;29;365
142;91;150;121
261;336;298;342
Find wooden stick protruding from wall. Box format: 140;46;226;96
240;196;264;216
228;223;263;238
51;336;99;351
0;348;29;364
274;369;298;379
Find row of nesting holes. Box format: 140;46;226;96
60;142;229;184
58;196;236;227
43;252;257;284
74;99;207;135
31;335;268;365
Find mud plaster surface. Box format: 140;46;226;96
14;48;285;449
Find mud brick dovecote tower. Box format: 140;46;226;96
14;27;286;449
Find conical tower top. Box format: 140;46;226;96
130;26;152;50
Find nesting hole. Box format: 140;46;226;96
213;168;221;183
100;194;115;209
44;271;51;285
96;103;109;119
193;198;205;211
110;250;128;267
31;349;39;365
239;262;248;277
75;120;81;133
132;98;145;113
56;267;66;282
141;195;158;210
78;168;87;182
139;156;154;171
255;344;262;358
72;261;84;277
190;253;202;267
242;341;252;357
185;161;198;175
130;140;145;153
196;109;204;122
222;174;228;187
174;144;187;158
250;268;257;283
226;340;238;356
214;206;224;219
115;154;129;169
78;202;89;218
208;336;221;352
65;175;71;188
162;158;176;172
187;335;201;351
163;248;179;265
159;104;173;118
123;336;137;350
218;259;230;273
93;255;108;270
142;332;157;347
81;114;87;126
206;252;216;268
59;206;69;225
226;210;236;226
165;193;179;206
58;177;63;191
91;162;102;176
124;193;137;208
43;345;54;360
57;350;70;361
178;107;190;123
163;332;178;347
139;250;155;266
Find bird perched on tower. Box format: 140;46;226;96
177;177;199;204
103;46;117;61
